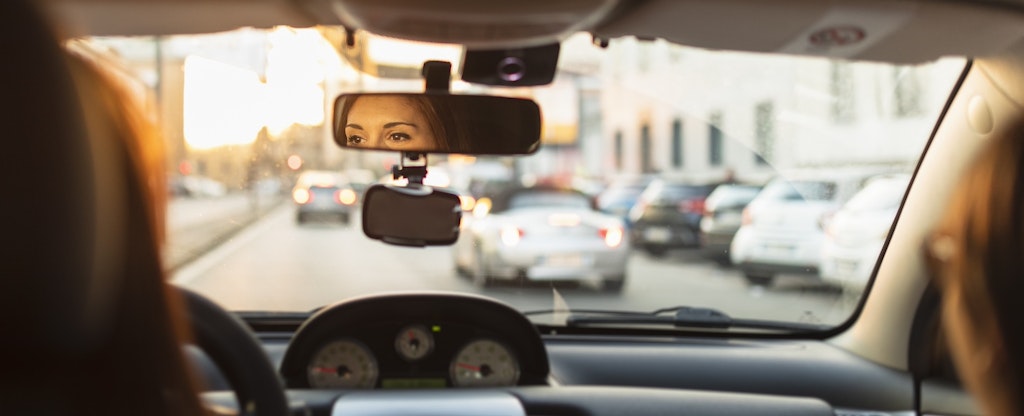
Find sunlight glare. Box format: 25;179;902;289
365;35;462;69
264;27;333;135
183;55;264;150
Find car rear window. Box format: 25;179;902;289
508;191;591;210
759;180;836;202
842;177;910;212
706;185;761;208
643;181;713;201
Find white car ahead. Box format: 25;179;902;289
819;174;911;293
729;172;879;286
454;187;630;292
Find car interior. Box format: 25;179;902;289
17;0;1024;415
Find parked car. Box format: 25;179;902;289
454;186;629;291
730;173;875;286
595;176;652;227
628;179;715;256
168;175;228;198
292;170;359;224
699;183;762;265
342;168;376;196
820;174;911;293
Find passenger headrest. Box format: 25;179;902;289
0;1;128;356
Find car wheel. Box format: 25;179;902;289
471;247;491;288
712;255;732;267
644;245;668;257
744;272;775;286
601;275;626;293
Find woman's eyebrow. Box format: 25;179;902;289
345;123;364;130
384;121;418;129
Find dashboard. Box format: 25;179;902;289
193;291;956;415
277;292;550;389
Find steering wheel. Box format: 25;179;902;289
178;287;289;416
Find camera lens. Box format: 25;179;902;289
497;57;526;82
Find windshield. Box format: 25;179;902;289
83;29;965;331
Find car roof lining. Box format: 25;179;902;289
43;0;1024;64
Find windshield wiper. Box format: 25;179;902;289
525;307;828;332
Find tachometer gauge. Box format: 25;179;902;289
395;325;434;361
450;339;520;387
307;339;378;388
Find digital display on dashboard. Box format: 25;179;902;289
381;378;447;389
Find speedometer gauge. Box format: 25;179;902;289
449;339;520;387
307;339;378;388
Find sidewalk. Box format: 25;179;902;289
165;192;286;271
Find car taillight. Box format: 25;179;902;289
336;189;357;205
599;227;624;248
293;188;312;204
459;195;476;211
741;207;753;225
678;198;706;214
500;226;523;247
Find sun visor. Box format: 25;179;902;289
329;0;619;48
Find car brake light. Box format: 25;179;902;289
500;226;523;247
293;188;312;204
599;227;624;248
678;198;706;214
336;189;357;205
459;195;476;211
742;207;752;225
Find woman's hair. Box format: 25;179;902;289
927;116;1024;415
0;1;206;414
62;51;208;416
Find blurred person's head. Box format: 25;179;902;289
927;117;1024;416
0;1;205;413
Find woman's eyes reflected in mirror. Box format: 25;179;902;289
333;93;542;155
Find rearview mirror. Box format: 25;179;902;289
362;184;462;246
334;93;541;155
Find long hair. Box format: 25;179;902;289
63;51;208;416
928;116;1024;415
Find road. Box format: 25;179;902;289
173;204;858;326
166;193;283;270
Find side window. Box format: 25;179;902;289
671;118;683;168
640;123;653;173
754;102;773;165
614;130;623;170
708;112;723;167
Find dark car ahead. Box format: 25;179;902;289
699;184;762;264
292;170;359;224
595;176;653;226
628;179;716;256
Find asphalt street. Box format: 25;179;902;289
173;204;858;326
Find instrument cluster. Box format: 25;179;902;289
278;293;548;389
